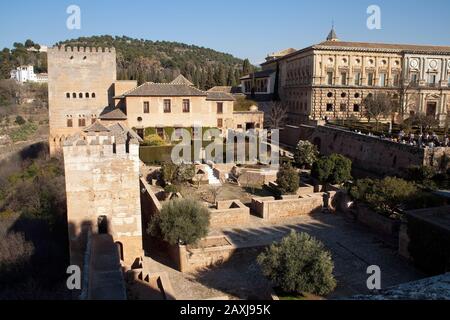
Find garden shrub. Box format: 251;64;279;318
257;231;336;296
147;198;210;245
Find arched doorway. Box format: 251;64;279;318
97;215;108;234
115;241;124;261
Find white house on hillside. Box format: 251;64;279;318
10;65;48;83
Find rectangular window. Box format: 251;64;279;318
67;119;73;127
217;118;223;128
393;74;400;86
91;118;96;124
237;124;243;129
379;73;387;87
353;104;360;112
143;101;149;113
367;73;374;86
411;73;418;84
340;103;347;112
182;99;190;113
354;72;361;86
341;72;347;85
78;118;86;127
163;99;171;113
448;74;450;87
217;102;223;114
326;103;333;112
327;72;333;85
428;74;437;86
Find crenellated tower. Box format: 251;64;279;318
62;125;142;267
47;46;117;155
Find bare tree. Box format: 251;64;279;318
396;77;415;122
407;112;439;134
208;185;222;205
362;93;393;130
265;101;288;129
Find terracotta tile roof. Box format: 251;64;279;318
315;40;450;53
170;74;194;86
261;40;450;66
83;121;110;133
99;107;127;120
108;123;143;143
208;86;243;94
240;69;276;80
121;82;207;97
206;91;235;101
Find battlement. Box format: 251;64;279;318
63;132;139;158
49;46;116;54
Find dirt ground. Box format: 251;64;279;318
179;182;275;205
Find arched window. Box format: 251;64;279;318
85;92;90;98
92;93;96;98
79;93;83;98
72;93;76;98
66;93;70;98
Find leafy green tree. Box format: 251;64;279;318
161;163;195;185
242;58;252;75
329;154;352;184
276;162;299;194
311;157;334;184
294;140;319;168
312;154;352;185
364;177;417;215
147;198;210;245
348;178;375;201
257;231;336;296
175;163;195;183
161;163;178;185
24;40;35;48
406;165;437;189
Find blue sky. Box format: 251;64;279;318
1;0;450;64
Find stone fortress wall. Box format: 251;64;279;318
63;132;142;267
280;124;450;175
48;46;117;154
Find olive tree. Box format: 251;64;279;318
257;231;336;296
147;198;210;245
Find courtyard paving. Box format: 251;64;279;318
144;212;425;300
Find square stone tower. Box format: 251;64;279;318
63;126;142;267
47;46;117;155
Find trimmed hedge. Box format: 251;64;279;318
140;145;174;164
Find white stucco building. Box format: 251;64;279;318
10;65;48;83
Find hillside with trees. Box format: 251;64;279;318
1;36;257;89
0;40;47;79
